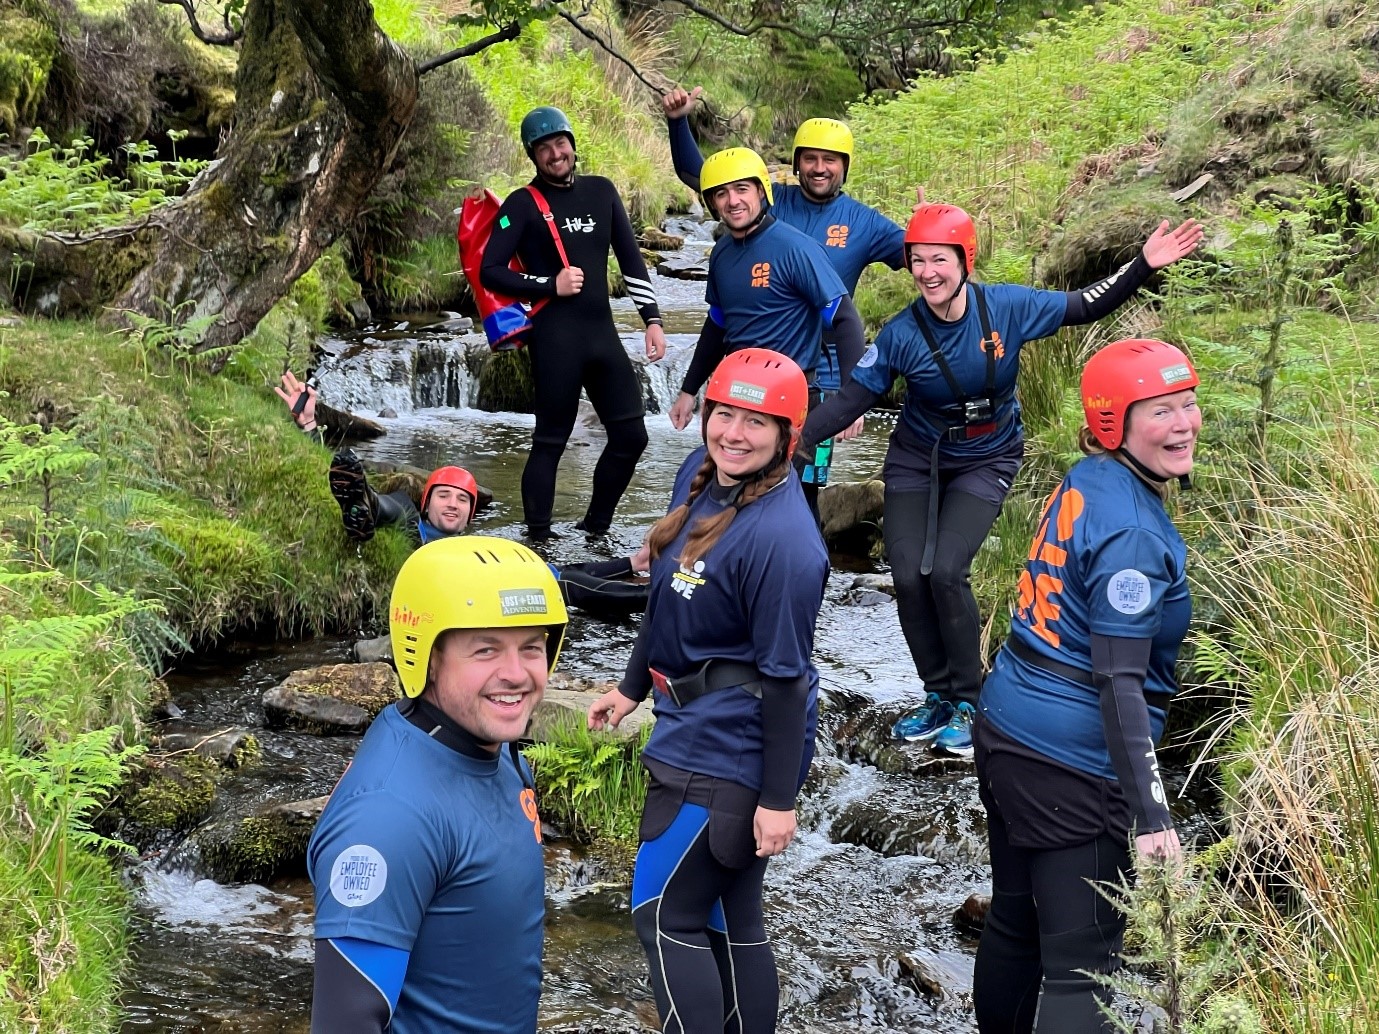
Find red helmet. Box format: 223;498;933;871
421;465;479;514
905;204;977;275
703;348;809;458
1081;339;1200;450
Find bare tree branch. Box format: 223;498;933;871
554;8;666;96
157;0;242;45
664;0;983;48
416;21;524;75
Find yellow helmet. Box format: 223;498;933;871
792;118;854;182
389;536;568;697
699;147;773;218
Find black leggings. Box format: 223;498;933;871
631;802;778;1034
523;323;647;535
975;761;1132;1032
883;488;1003;707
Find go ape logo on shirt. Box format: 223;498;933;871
826;224;849;248
750;262;771;288
672;559;707;600
519;787;541;844
1015;482;1086;649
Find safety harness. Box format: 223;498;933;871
908;282;1013;575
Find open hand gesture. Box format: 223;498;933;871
1142;218;1204;270
274;370;317;428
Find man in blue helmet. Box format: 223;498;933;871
481;106;667;543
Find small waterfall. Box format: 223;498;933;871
314;330;485;416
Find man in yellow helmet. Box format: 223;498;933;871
663;88;907;509
307;537;566;1033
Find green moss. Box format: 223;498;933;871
0;6;59;134
121;752;218;835
200;811;316;884
476;346;534;413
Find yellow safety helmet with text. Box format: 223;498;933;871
699;147;774;218
390;536;568;697
792;118;854;182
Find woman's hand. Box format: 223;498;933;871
274;370;317;429
1141;218;1204;270
587;688;640;732
1134;827;1182;865
753;806;797;857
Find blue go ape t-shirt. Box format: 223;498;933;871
849;283;1068;459
638;447;829;791
980;455;1192;782
308;704;545;1034
771;187;907;295
705;219;849;380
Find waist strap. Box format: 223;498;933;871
1004;634;1171;712
650;659;763;707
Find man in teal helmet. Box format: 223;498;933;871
482;107;667;542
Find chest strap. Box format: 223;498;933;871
650;659;763;708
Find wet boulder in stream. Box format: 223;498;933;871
197;795;329;884
262;662;401;735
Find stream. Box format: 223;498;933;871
119;229;1213;1032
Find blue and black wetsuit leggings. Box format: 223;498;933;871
631;762;780;1034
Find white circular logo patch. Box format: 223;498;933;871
856;344;879;369
329;844;388;907
1107;569;1153;615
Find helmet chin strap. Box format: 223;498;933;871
1117;448;1191;490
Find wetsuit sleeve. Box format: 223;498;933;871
1091;633;1173;833
799;379;880;457
609;188;662;322
311;937;408;1033
666;115;703;192
872;210;907;270
758;673;811;810
825;295;865;382
679;315;727;396
1061;252;1153;326
479;192;558;300
619;619;654;703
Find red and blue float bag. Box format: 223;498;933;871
457;189;538;352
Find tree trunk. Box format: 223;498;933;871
110;0;418;357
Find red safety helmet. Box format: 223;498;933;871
703;348;809;459
421;465;479;514
905;204;978;276
1081;338;1200;451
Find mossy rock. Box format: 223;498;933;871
0;3;59;134
476;347;535;414
1037;178;1183;289
262;662;401;734
197;795;328;884
102;751;219;851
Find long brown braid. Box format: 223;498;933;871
645;409;793;569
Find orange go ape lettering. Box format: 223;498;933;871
750;262;771;288
1015;485;1085;648
519;787;541;844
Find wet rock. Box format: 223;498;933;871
101;753;220;852
849;589;893;608
850;573;896;597
262;662;401;734
198;795;329;884
434;313;473;332
529;671;654;742
954;892;991;934
150;696;184;721
345;297;372;327
155;727;259;769
656;252;710;280
638;226;685;251
818;479;884;547
353;634;393;664
830;789;987;864
897;950;950;997
377;406;398;419
314;401;387;443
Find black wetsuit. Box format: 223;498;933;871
481;174;662;538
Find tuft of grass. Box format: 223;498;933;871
524;713;650;846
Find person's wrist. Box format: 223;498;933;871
646;317;663;327
300;420;317;433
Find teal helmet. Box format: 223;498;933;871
520;106;576;156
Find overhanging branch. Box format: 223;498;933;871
417;21;523;74
157;0;243;45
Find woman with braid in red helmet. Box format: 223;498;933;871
799;203;1202;757
973;338;1199;1032
587;348;827;1034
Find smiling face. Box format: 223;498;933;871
796;148;846;200
425;627;549;749
908;244;965;311
1122;389;1201;480
705;402;786;485
423;485;474;536
532;133;575;184
709;180;766;235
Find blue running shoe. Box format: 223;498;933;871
933;701;977;758
891;693;954;742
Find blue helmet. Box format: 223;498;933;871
520;106;576;156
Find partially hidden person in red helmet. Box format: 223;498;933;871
586;348;828;1034
798;203;1203;757
275;370;650;617
971;338;1200;1033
